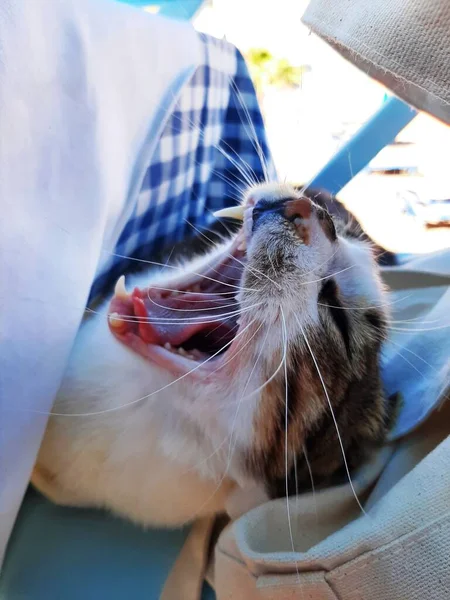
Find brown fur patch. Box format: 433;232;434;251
244;279;398;499
284;198;312;220
295;223;310;245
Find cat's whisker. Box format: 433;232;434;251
215;143;258;188
294;314;366;515
280;307;302;589
204;319;238;344
167;109;257;189
147;295;233;304
243;253;282;290
388;323;450;332
102;251;257;292
293;444;300;526
183;307;309;524
317;293;413;311
389;317;443;325
212;86;262;185
226;322;270;466
299;244;341;279
218;77;272;186
184;219;260;289
385;338;439;373
184;219;252;273
185;119;257;187
217;138;260;187
299;264;356;285
229;79;273;184
207;268;242;283
390;348;429;381
185;219;284;290
145;294;244;314
178;321;270;480
200;156;250;190
189;163;247;199
105;303;261;325
266;251;278;279
302;444;318;527
86;301;258;322
146;321;267;483
151;317;277;485
204;206;238;240
228;332;287;404
175;329;274;523
29;317;259;417
205;167;249;198
146;286;236;297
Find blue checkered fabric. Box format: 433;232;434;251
90;33;276;303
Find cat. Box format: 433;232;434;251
32;182;397;526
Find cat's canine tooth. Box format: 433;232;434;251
164;342;172;350
114;275;128;299
237;240;246;252
213;205;244;221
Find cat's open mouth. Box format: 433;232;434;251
108;235;248;378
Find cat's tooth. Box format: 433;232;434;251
164;342;172;350
114;275;128;299
187;354;195;360
178;347;187;356
213;205;244;221
237;239;246;252
109;312;123;328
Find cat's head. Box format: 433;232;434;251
108;182;396;496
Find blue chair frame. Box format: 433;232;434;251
117;0;204;20
309;96;418;195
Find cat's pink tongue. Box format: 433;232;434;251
129;291;233;346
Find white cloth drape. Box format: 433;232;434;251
0;0;201;566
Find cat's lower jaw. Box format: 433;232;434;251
32;307;236;527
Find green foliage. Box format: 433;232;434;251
245;48;309;95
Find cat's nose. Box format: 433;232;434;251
252;197;313;228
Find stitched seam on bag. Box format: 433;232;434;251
256;571;340;595
216;544;256;576
329;514;450;584
305;20;450;104
217;548;258;582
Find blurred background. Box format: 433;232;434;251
140;0;450;254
